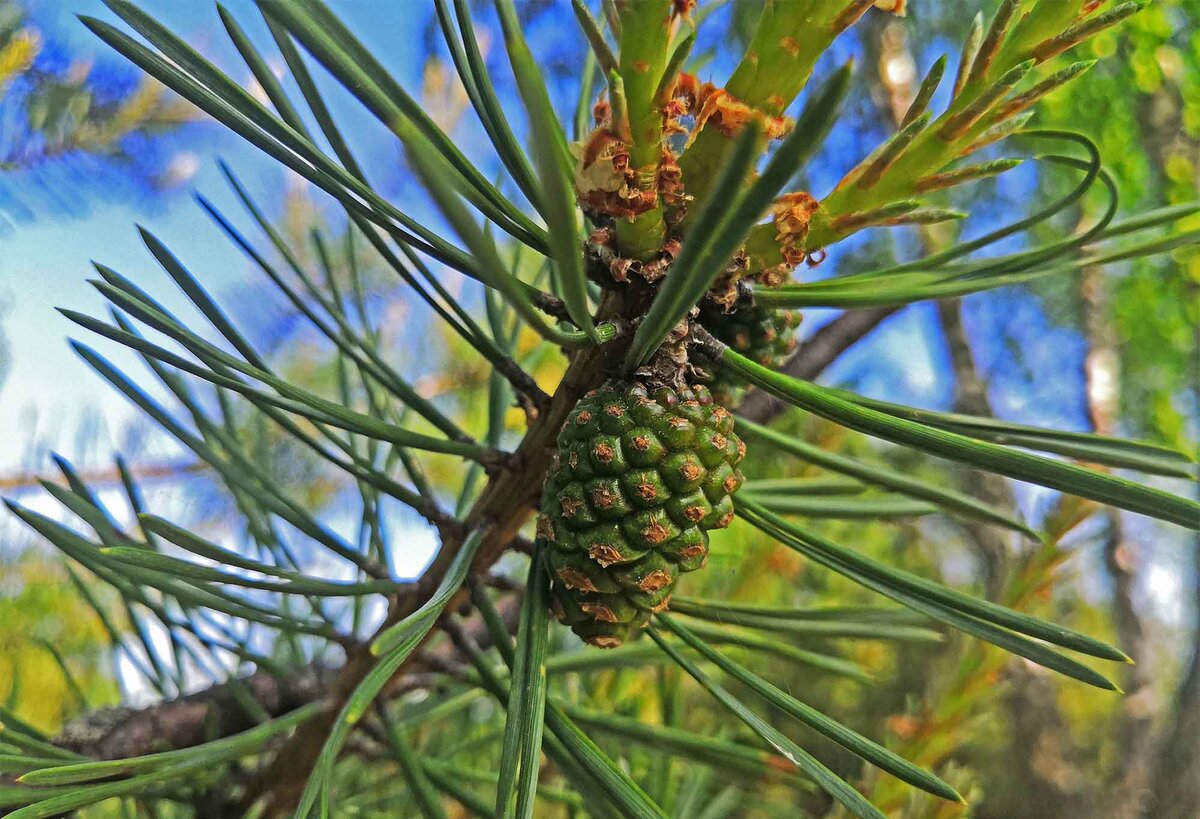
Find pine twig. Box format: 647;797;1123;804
245;336;621;814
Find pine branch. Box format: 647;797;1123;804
17;593;523;813
8;5;1191;816
52;666;336;761
0;460;203;494
247;334;621;814
735;306;900;424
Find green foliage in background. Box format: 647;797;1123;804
1037;0;1200;448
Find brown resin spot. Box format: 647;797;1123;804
682;400;701;408
581;603;619;623
576;410;592;424
560;496;584;518
679;542;706;559
684;505;708;522
588;635;623;649
639;570;673;592
712;406;730;420
732;331;751;350
536;516;555;542
717;510;736;528
556;568;598;593
631;435;652;451
636;481;659;502
567;451;581;469
723;475;740;493
591;486;617;509
711;434;727;449
761;264;792;288
642;521;672;545
679;460;703;482
633;60;650;73
765;755;800;774
591;98;610;126
650;595;673;613
593;443;615;463
604;404;624;418
669;417;690;429
736;440;747;460
588;543;624;567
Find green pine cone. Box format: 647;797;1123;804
536;380;746;648
699;303;802;404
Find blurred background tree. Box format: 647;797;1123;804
0;0;201;226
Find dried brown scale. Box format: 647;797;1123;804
673;72;795;145
584;195;681;287
574;126;662;221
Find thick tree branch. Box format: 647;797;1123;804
735;306;900;423
22;593;523;815
250;295;630;815
64;597;517;753
55;665;336;761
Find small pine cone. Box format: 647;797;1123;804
697;303;802;405
536;380;746;647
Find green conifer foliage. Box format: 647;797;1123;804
3;1;1198;816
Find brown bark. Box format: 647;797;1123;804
50;593;516;754
1079;260;1159;819
33;592;521;814
1000;666;1098;819
54;665;336;761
